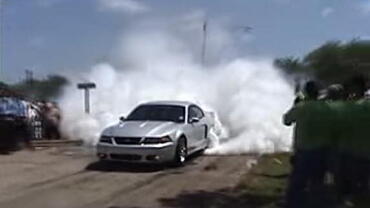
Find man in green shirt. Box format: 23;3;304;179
284;81;330;207
324;85;350;202
335;76;369;204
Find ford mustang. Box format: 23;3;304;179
96;101;213;165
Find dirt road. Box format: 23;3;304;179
0;147;252;208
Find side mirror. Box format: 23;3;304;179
119;116;125;122
190;117;200;123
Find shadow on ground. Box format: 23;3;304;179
85;150;205;173
159;188;281;208
85;161;167;173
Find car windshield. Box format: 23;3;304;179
126;105;185;123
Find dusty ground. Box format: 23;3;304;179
0;147;252;208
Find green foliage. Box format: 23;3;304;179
237;153;291;208
11;75;69;101
275;40;370;85
274;57;305;76
0;81;8;88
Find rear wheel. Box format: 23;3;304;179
173;137;187;166
205;137;211;149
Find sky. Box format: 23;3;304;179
2;0;370;82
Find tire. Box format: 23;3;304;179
173;137;187;166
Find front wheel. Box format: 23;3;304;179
173;138;187;166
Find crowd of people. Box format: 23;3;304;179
37;101;62;140
284;76;370;207
0;98;62;153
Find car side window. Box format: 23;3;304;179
188;105;204;123
194;106;204;118
188;106;197;123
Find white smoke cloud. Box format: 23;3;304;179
97;0;149;14
58;13;294;154
321;7;334;18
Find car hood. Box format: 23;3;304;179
102;121;181;137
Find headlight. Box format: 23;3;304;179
100;136;113;144
143;136;172;144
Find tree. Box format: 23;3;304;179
274;57;305;76
275;40;370;85
12;75;69;101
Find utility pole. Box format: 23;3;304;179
200;22;252;66
201;20;207;66
77;82;96;114
25;69;33;84
0;0;4;82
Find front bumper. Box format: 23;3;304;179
96;142;176;163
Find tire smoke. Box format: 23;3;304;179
58;14;294;154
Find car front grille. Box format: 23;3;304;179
114;137;142;145
110;154;142;161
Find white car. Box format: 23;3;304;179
97;101;213;165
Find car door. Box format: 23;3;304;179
187;105;207;152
